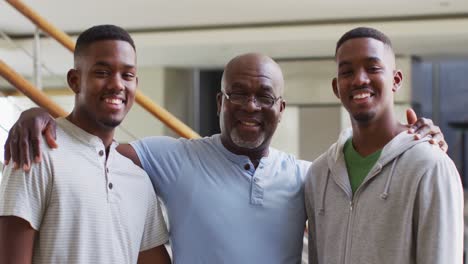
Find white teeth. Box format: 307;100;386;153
104;98;123;105
241;121;258;126
353;93;370;100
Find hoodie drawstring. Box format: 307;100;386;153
380;156;399;200
318;170;330;215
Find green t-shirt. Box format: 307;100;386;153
343;138;382;194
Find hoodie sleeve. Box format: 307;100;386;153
414;153;464;264
304;166;319;264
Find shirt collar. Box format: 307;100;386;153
212;134;274;166
56;117;118;150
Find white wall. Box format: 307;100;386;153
271;106;300;157
116;66;166;141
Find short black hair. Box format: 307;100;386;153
74;24;135;60
335;27;392;56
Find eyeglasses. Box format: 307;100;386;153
222;92;282;108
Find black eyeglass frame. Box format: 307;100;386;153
221;91;282;108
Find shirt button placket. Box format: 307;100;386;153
100;150;113;201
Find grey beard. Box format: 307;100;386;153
219;110;265;149
230;127;265;149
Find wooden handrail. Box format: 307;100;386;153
6;0;74;53
135;91;201;139
5;0;200;139
0;60;67;118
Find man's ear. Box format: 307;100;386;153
216;92;222;116
332;78;340;99
392;70;403;92
279;99;286;113
278;99;286;123
67;69;80;94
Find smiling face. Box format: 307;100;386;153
217;54;285;155
68;40;137;134
333;37;402;126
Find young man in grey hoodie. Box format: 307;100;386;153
304;27;463;264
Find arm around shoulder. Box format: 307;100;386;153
127;136;188;186
117;143;142;168
137;245;171;264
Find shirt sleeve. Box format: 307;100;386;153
130;136;187;198
0;155;53;231
139;184;169;251
414;153;464;264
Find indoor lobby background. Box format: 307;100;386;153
1;1;467;263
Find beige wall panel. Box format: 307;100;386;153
163;69;193;137
117;67;166;142
394;57;412;103
299;106;341;162
271;106;299;158
279;60;338;105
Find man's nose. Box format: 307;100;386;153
108;74;125;91
352;69;370;87
242;96;261;112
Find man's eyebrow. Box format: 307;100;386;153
93;61;112;68
92;61;136;69
122;63;136;69
259;84;274;93
338;57;383;68
366;57;382;63
231;82;247;89
338;61;351;68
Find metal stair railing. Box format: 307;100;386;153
2;0;200;139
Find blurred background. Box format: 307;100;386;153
1;0;467;262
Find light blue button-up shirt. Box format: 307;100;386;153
131;134;310;264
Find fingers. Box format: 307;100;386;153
439;140;448;153
27;113;58;164
408;116;448;153
3;108;56;170
44;122;58;149
4;131;12;165
409;118;435;136
9;128;20;169
427;133;449;153
30;134;42;164
19;128;31;172
8;124;33;171
406;108;417;126
30;119;48;164
413;123;438;139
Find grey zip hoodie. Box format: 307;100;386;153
305;129;464;264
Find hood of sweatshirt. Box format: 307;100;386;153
318;128;431;210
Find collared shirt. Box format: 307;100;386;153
131;134;310;264
0;118;168;264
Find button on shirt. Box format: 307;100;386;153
131;134;311;264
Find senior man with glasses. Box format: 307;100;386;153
4;52;446;264
128;53;310;263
